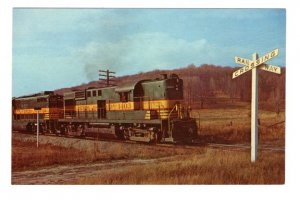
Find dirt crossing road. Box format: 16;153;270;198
12;132;191;184
12;156;178;184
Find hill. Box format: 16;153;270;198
55;64;286;112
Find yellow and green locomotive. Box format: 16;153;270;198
12;91;63;133
12;73;198;143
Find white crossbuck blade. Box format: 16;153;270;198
232;64;281;79
232;48;280;79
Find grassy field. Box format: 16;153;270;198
190;104;285;145
77;149;284;184
12;137;284;184
12;105;285;184
12;139;89;171
12;137;199;172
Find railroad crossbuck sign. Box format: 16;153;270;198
232;48;281;162
232;48;280;79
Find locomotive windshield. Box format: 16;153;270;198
165;78;183;100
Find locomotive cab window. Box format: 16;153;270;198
87;91;91;97
120;92;129;102
166;80;183;100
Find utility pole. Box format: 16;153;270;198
37;110;39;148
99;69;116;87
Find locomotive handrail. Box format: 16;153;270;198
167;103;178;139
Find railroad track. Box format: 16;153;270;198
12;131;285;153
12;130;204;153
205;143;285;152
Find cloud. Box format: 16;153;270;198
186;9;283;21
12;9;285;97
13;9;103;35
76;32;213;80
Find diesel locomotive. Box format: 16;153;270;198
12;73;198;143
12;91;63;133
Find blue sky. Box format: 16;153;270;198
13;8;286;97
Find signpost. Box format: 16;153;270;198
34;107;41;148
232;49;281;162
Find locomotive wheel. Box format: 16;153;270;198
76;125;81;137
150;131;158;144
79;125;86;138
26;123;33;133
188;127;194;137
65;126;71;136
54;129;59;136
115;128;125;140
157;131;163;143
32;125;37;133
40;124;45;135
186;126;197;143
59;125;65;135
124;129;130;140
116;132;125;140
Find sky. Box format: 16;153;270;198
12;8;286;97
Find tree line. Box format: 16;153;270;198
56;64;285;112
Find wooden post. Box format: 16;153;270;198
37;110;39;148
251;53;259;162
34;106;41;148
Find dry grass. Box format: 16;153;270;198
12;139;90;171
76;148;285;184
12;135;284;184
191;107;285;145
12;137;199;172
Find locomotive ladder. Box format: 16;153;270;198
165;104;179;142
